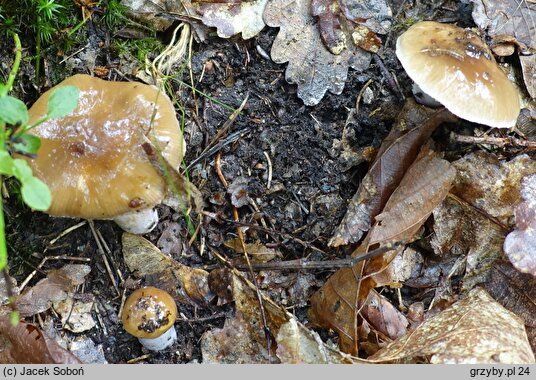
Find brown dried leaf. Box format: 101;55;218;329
263;0;372;105
484;261;536;354
192;0;268;39
121;0;185;31
122;233;213;306
431;195;505;291
472;0;536;52
310;150;455;355
520;55;536;100
201;270;364;363
360;289;408;340
224;238;279;262
16;264;91;317
504;174;536;275
311;0;391;54
368;150;456;245
53;295;96;333
330;101;455;247
0;318;81;364
450;152;536;224
369;288;535;363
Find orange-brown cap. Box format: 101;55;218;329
396;21;521;129
121;287;177;339
26;74;185;219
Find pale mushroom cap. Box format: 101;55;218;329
396;21;521;129
27;74;185;219
121;287;177;340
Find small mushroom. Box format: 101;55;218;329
25;74;185;233
121;287;178;351
396;21;521;129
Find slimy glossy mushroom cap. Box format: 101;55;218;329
26;74;185;220
396;21;521;129
122;287;177;340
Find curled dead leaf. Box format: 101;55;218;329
122;233;213;306
330;101;455;247
0;318;81;364
504;174;536;276
369;288;535;363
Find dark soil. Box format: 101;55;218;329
1;0;487;363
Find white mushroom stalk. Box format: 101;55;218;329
113;208;159;235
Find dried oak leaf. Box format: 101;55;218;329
431;195;505;291
312;0;391;54
264;0;372;105
122;233;213;306
484;261;536;354
504;174;536;275
0;318;81;364
201;270;364;363
520;54;536;98
330;101;455;247
16;264;91;317
450;152;536;224
310;149;455;355
121;0;185;31
369;288;535;364
192;0;269;39
472;0;536;52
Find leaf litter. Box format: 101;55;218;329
310;148;456;354
369;288;534;364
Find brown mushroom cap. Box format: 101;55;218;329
121;287;177;339
396;21;521;129
26;74;185;219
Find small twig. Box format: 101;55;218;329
447;193;509;232
355;79;373;113
45;221;87;252
373;54;405;100
207;241;402;271
215;151;274;363
190;93;249;169
450;132;536;150
214;151;228;188
187;128;249;170
178;312;227;323
263;151;272;190
201;211;328;256
127;354;151;364
88;221;120;296
19;255;91;291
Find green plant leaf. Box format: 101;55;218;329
20;176;51;211
0;151;14;176
12;134;41;155
47;86;79;119
0;96;29;125
12;158;33;182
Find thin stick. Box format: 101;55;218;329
201;211;328;256
88;221;120;296
450;132;536;150
45;221;87;252
263;151;272;189
19;255;91;291
208;241;402;271
216;151;274;363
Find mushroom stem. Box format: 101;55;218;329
138;326;177;351
113;208;159;234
